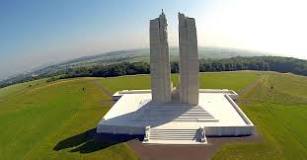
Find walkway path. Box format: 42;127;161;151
91;79;114;97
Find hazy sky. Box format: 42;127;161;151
1;0;307;79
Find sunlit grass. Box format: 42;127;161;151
1;71;307;159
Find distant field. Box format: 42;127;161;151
0;71;307;159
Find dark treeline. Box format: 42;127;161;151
1;56;307;88
60;62;150;78
199;56;307;75
55;56;307;81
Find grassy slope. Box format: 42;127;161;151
98;71;260;93
0;78;137;160
212;73;307;160
1;71;307;159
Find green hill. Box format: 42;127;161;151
0;47;265;88
0;71;307;159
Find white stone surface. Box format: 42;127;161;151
112;89;239;101
97;90;254;139
150;12;172;104
178;13;199;105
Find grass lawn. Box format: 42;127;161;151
212;73;307;160
98;71;260;93
0;78;137;160
0;71;307;159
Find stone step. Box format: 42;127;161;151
146;115;212;118
150;135;197;139
145;112;214;116
149;129;198;140
144;127;207;144
150;136;195;138
150;137;196;140
147;112;212;115
146;113;210;115
151;131;196;134
150;129;197;131
143;118;216;122
150;133;196;137
150;129;197;133
151;130;196;132
135;106;216;123
151;132;196;135
150;109;206;111
175;116;213;118
147;110;208;112
175;115;213;118
147;110;210;115
150;129;196;132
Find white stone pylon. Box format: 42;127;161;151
150;11;172;104
178;13;199;105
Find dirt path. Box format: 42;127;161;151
91;79;114;107
91;79;114;98
237;75;265;96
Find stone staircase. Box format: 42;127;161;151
135;105;217;123
144;126;207;144
136;104;212;144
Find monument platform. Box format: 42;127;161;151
97;89;254;144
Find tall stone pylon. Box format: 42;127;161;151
150;11;172;104
178;13;199;105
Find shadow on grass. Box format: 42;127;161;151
53;128;143;153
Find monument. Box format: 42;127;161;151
150;11;172;104
97;11;254;144
178;13;199;105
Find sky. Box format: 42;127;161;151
1;0;307;79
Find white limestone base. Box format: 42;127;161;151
97;89;254;144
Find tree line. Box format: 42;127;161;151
1;56;307;88
54;56;307;81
